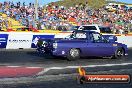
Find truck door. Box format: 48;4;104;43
87;33;114;56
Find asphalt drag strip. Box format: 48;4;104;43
0;63;132;84
0;49;132;87
0;71;132;88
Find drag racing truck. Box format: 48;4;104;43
36;30;128;61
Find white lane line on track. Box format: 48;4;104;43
26;67;42;69
37;63;132;75
7;66;21;68
6;66;42;68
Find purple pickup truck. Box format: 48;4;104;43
37;30;128;61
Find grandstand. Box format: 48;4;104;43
0;1;131;33
0;13;25;31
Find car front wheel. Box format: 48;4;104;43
67;48;80;61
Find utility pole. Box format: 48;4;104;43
34;0;38;28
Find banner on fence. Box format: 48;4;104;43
0;34;8;48
31;35;55;48
6;33;33;49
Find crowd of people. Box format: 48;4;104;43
0;1;132;33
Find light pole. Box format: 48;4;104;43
34;0;38;28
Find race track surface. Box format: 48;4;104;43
0;48;132;88
0;49;132;68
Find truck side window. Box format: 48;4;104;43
92;33;101;41
66;32;86;39
76;33;86;39
91;33;104;42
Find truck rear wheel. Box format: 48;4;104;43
113;48;125;59
67;48;80;61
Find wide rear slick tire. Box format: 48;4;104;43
113;48;125;59
67;48;80;61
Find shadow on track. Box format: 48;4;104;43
0;49;131;65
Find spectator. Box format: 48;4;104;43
0;1;131;33
0;24;1;31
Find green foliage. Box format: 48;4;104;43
49;0;106;9
48;0;132;9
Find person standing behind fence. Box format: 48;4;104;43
0;20;2;31
0;15;3;31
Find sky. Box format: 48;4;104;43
0;0;132;5
0;0;60;5
116;0;132;4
